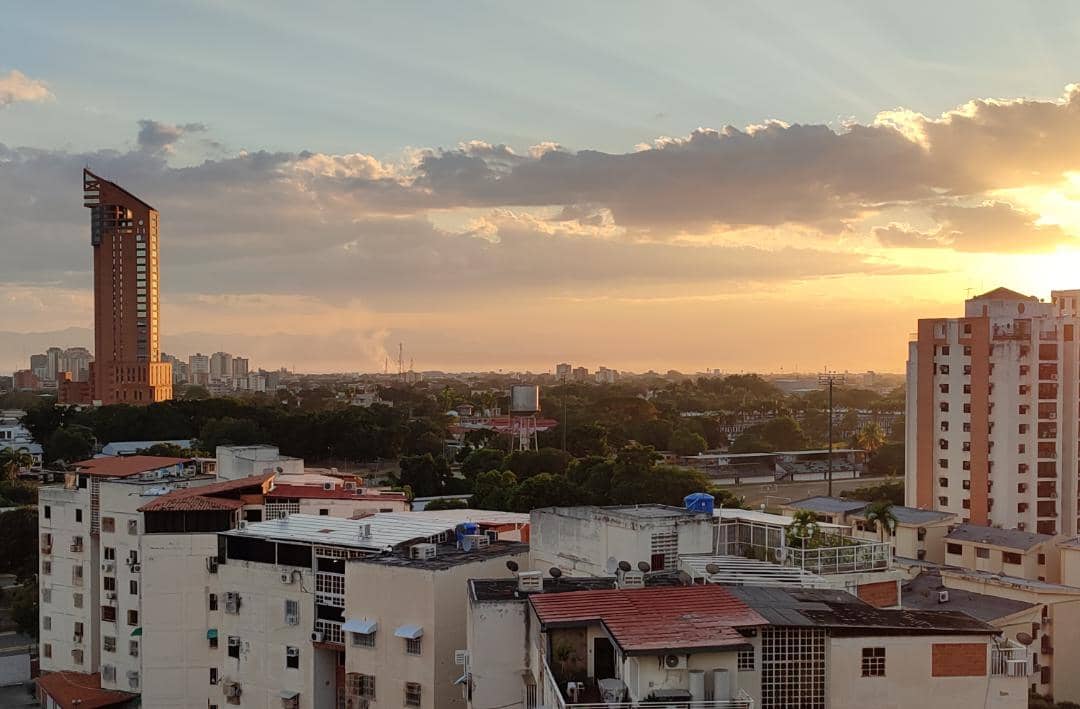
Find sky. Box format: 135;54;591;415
5;1;1080;374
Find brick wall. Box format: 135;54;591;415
931;642;986;677
856;580;898;608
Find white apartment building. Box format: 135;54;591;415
210;512;524;708
906;287;1080;535
0;409;43;469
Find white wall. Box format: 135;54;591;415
467;600;529;709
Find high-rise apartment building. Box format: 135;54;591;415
209;351;233;382
906;287;1080;536
555;362;571;380
231;357;249;381
82;169;172;405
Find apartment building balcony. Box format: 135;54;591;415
784;540;893;575
991;643;1030;678
539;658;754;709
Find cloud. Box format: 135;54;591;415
0;69;52;109
136;119;207;153
875;202;1074;253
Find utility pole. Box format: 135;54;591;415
560;372;568;452
818;370;847;497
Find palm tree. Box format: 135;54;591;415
0;447;34;481
862;500;898;542
786;510;820;548
855;422;886;456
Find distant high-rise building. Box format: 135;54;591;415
29;353;47;380
572;366;589;381
555;362;572;380
44;346;63;381
188;352;210;378
210;351;233;382
232;357;249;380
82;169;172;404
13;369;41;392
62;347;93;382
595;366;618;384
906;287;1080;536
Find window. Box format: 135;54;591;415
42;616;51;631
228;636;240;659
74;621;84;640
946;543;963;555
738;646;755;671
127;610;138;626
347;673;376;699
938;458;948;468
1039;553;1046;565
284;599;299;625
43;643;51;659
42;588;51;604
405;682;422;707
209;632;218;649
128;519;138;535
406;637;422;656
130;640;139;657
73;592;83;609
286;646;299;669
104;636;116;652
650;531;678;571
1004;552;1023;565
104;577;116;592
975;547;990;559
861;647;886;677
962;480;971;490
102;517;115;533
210;668;219;685
42;560;51;575
940;421;949;432
43;505;50;519
941;346;951;356
209;593;218;611
352;631;375;647
104;547;115;561
319;509;329;516
102;606;117;623
75;509;82;523
963;344;972;354
130;580;138;595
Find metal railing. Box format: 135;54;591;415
990;645;1029;677
540;659;753;709
785;541;892;574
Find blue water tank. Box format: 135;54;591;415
684;492;715;515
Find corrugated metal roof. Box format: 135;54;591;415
849;506;955;525
529;585;765;654
36;671;134;709
73;455;192;478
785;496;869;514
266;483;407;501
225;512;458;550
400;509;530;526
679;555;829;588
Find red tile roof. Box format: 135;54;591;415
138;473;272;512
73;455;192;478
37;671;134;709
266;483;407;501
529;585;766;655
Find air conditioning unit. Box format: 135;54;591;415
286;613;298;626
130;563;141;574
410;543;437;560
323;482;333;491
207;557;219;574
454;649;469;666
663;654;688;670
224;681;242;698
127;670;140;689
102;665;116;682
462;534;489;550
517;571;543;592
286;646;300;659
106;591;117;600
102;562;115;573
938;590;950;604
344;482;357;491
311;631;325;643
280;571;294;585
225;592;241;614
620;571;645;590
238;520;247;530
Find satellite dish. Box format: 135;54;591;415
1015;632;1034;646
618;561;632;572
506;560;519;572
705;563;721;575
549;567;563;579
637;561;651;573
276;466;284;473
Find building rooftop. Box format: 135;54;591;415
945;523;1052;551
470;577;619;602
727;586;999;635
138;472;273;512
938;567;1080;594
100;439;192;456
686;448;863;460
224;512;459;551
72;455;192;478
352;540;528;571
530;585;765;655
784;496;869;514
679;554;829;588
598;504;709;520
405;508;530;527
902;569;1036;622
36;671;134;709
849;506;955;525
715;508;849;530
265;483;407;502
970;286;1037;301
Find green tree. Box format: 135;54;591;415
460;448;506;478
507;473;585;512
786;510;820;548
197;417;269;451
181;384;211;400
866;443;904;477
45;425;95;465
855;422;886;455
10;581;38;639
471;470;518;510
670;428;707;456
862;500;898;542
0;508;38;580
845;479;905;506
506;448;572;479
887;414;905;443
398;454;451;498
760;416;808;451
422;497;470;511
137;442;200;458
0;447;34;480
564;422;610;458
728;431;771;454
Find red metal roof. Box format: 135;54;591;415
266;483;407;501
36;671;134;709
73;455;192;478
138;473;273;512
529;585;766;655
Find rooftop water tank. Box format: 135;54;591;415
684;492;715;515
509;385;540;414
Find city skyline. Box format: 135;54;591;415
6;4;1080;374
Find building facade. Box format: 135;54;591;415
906;287;1080;535
82;169;172;405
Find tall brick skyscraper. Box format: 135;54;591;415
81;169;172;404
